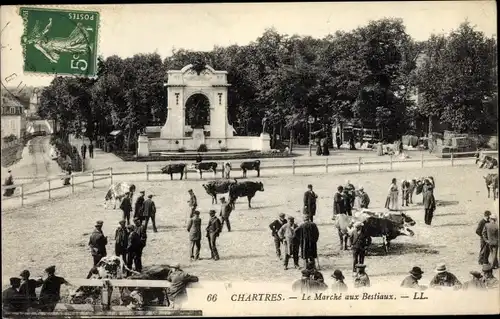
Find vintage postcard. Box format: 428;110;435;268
1;2;498;317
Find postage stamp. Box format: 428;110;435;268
19;7;99;76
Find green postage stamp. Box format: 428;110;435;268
19;7;100;76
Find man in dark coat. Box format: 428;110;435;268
127;224;143;272
81;143;87;159
331;270;348;292
39;266;71;312
89;220;108;266
303;184;318;222
333;186;345;219
220;197;233;232
429;263;462;289
3;169;15;197
206;210;222;260
134;191;145;221
142;194;157;232
88;142;94;158
400;266;426;290
188;189;197;218
476;210;491;265
292;269;327;293
423;179;436;225
269;213;287;260
2;277;24;312
187;210;202;260
166;263;199;308
351;222;369;273
336;135;341;149
354;264;370;288
483;215;499;269
115;220;129;262
19;270;43;310
120;192;133;225
63;164;72;186
295;215;319;267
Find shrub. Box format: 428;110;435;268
220;146;228;152
197;144;208;152
178;147;186;153
3;134;17;143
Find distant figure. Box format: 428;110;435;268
219;197;233;232
303;184;318;222
19;270;43;310
187;211;202;261
349;136;356;150
333;186;345;219
429;264;461;289
353;264;371;288
195;154;202;163
188;189;198;218
81;143;87;159
3;169;15;197
357;186;370;209
321;137;329;156
476;210;491;265
115;220;129;262
423;178;436;225
261;116;268;134
351;222;369;273
206;210;222;260
482;215;498;269
295;215;319;268
143;195;157;233
400;266;426;290
385;178;399;211
39;266;71;312
134;191;146;222
331;270;348;292
127;224;142;273
63;164;72;186
88;142;94;158
315;137;322;156
269;213;287;260
306;260;324;283
2;277;23;312
336;135;341;149
89;220;108;266
462;271;486;290
120;192;133;225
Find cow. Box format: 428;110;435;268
362;216;415;254
105;182;136;209
475;152;498;169
484;173;499;200
161;164;186;180
202;179;238;204
333;213;355;250
228;181;264;209
223;161;232;178
192;162;217;179
240;160;261;178
401;179;417;206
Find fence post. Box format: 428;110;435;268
20;185;24;207
309;144;312;157
146;164;149;181
221;162;225;178
48;180;51;199
71;173;75;193
91;170;95;188
358;157;361;172
101;280;111;311
325;158;328;173
451;152;454;167
292;159;296;175
109;167;113;185
390;155;393;171
421;152;424;168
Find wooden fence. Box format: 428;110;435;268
1;151;496;207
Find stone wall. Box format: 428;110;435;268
149;136;262;151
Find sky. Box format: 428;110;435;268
0;2;497;87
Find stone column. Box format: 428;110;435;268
137;135;150;156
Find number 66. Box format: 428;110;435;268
71;54;88;71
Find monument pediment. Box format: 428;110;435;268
167;64;227;86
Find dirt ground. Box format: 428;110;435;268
2;165;499;298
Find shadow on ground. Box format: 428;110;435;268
367;242;444;256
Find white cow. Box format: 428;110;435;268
104;182;136;209
223;161;232;178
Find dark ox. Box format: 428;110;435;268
362;213;415;253
228;181;264;209
475;153;498;169
161;164;186;180
240;160;261;178
202;179;238;204
105;182;136;209
192;162;217;179
483;173;499;200
401;179;417;206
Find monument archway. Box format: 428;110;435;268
185;93;210;128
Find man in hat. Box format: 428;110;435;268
292;269;327;293
400;267;426;290
423;178;436;225
306;260;324;283
295;215;320;268
187;210;202;261
220;197;233;232
331;269;348;292
2;277;24;312
429;263;461;289
333;186;345;219
357;186;370;209
481;263;498;289
134;191;146;222
303;184;318;222
278;216;300;270
269;213;287;260
188;189;197;218
476;210;492;265
143;194;157;232
115;220;129;262
134;217;147;253
3;169;15;197
166;263;199;309
351;221;369;273
206;210;222;260
39;266;71;312
120;192;133;225
462;271;486;290
354;264;371;288
81;143;87;159
19;270;43;310
89;220;108;266
344;180;356;209
88;142;94;158
482;214;499;269
127;224;143;272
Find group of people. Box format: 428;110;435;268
2;266;71;312
120;190;157;231
79;142;94;159
476;211;499;270
333;181;370;217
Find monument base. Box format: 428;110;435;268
137;135;150;156
260;133;271;152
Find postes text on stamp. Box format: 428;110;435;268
19;7;99;76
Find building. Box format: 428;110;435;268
1;95;26;140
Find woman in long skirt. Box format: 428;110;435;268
385;178;399;211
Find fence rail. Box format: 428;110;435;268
1;151;496;207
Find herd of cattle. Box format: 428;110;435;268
159;160;261;180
